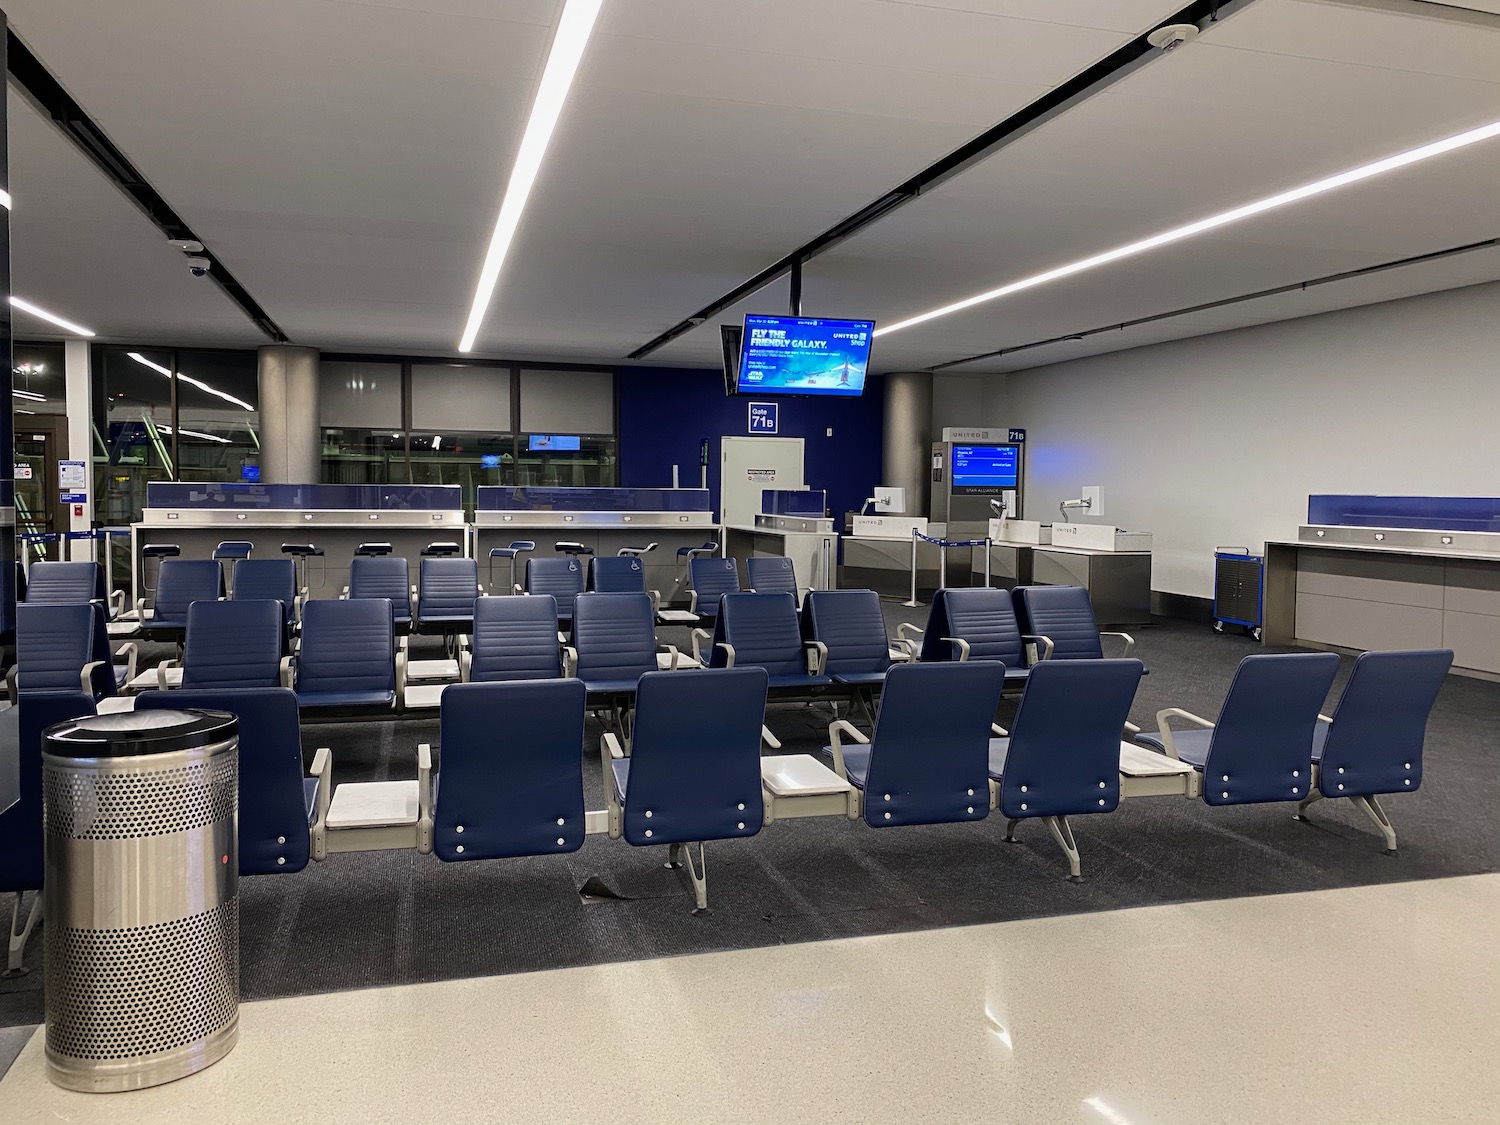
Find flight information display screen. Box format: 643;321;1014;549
951;444;1020;494
736;315;875;396
529;435;582;451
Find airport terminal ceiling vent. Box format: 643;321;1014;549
6;31;287;343
624;0;1261;362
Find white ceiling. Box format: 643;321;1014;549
5;0;1500;374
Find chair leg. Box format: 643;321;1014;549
1294;790;1324;821
761;724;782;750
1351;795;1398;854
680;841;710;916
1003;818;1020;843
5;891;42;976
664;842;682;870
1045;816;1083;882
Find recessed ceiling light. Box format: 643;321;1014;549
875;116;1500;338
457;0;603;353
10;295;95;336
157;424;231;444
128;351;255;412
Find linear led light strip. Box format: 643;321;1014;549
875;117;1500;337
457;0;603;352
10;295;95;336
157;423;231;444
128;352;255;412
12;388;46;401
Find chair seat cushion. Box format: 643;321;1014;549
611;758;630;804
766;673;833;689
1133;728;1212;768
296;689;395;709
819;743;871;788
303;776;320;825
583;678;642;695
832;672;887;687
987;737;1009;779
418;613;473;625
1311;721;1329;760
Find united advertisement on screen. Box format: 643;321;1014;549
736;315;875;397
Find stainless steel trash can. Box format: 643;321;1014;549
42;709;239;1092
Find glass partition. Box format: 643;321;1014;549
146;482;462;511
1308;495;1500;532
478;486;710;512
173;349;259;484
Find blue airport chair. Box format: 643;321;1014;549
159;599;285;690
138;687;325;873
803;589;894;688
568;593;678;734
823;661;1005;827
687;557;739;624
293;598;401;711
989;658;1145;880
463;595;562;683
707;592;832;690
1135;652;1339;804
522;556;584;627
20;560;105;607
423;679;588;861
87;602;138;694
745;556;800;600
0;691;96;970
233;557;299;635
488;541;535;592
908;587;1032;689
589;555;660;610
1012;585;1136;663
348;555;412;632
139;558;224;643
602;667;769;914
416;557;480;637
10;604;115;701
1298;648;1453;852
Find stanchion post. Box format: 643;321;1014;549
902;529;921;608
984;537;993;589
939;540;947;590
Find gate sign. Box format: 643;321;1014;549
1007;428;1026;443
747;402;779;434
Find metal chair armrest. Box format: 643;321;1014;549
110;589;126;617
563;646;578;678
895;622;923;657
1318;713;1333;724
1021;633;1054;662
991;722;1009;737
1101;631;1135;657
135;597;149;621
715;641;736;668
416;743;434;854
310;747;332;861
116;642;140;684
688;590;700;614
81;660;108;695
1153;707;1215;760
5;667;16;705
156;658;178;691
600;733;624;838
657;643;682;670
805;640;828;675
826;718;871;781
395;649;407;705
279;655;295;689
648;589;661;613
460;650;472;682
941;636;971;662
690;628;711;664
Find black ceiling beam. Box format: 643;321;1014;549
6;31;288;342
930;235;1500;370
625;0;1259;361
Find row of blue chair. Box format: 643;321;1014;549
8;603;137;703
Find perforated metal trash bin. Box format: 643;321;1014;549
42;709;239;1092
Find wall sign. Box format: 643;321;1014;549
747;402;779;434
14;464;32;480
1008;428;1026;443
60;492;87;504
747;469;776;482
58;460;87;490
941;427;1004;442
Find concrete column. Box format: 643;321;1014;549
64;340;93;560
257;345;320;484
881;371;932;517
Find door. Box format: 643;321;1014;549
14;432;54;562
721;436;805;527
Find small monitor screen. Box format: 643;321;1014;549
951;445;1019;494
240;464;260;483
529;435;581;452
737;314;875;397
479;454;503;469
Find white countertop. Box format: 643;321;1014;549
1269;539;1500;564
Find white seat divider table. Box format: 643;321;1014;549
761;754;858;823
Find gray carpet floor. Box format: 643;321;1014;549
3;604;1497;1028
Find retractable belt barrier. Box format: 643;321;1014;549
904;530;993;607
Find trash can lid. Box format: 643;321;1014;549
43;709;237;759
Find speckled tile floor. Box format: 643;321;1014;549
4;874;1498;1124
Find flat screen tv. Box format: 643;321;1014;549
529;435;581;452
950;444;1019;495
736;314;875;397
720;323;743;396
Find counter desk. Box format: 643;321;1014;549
474;487;717;604
133;483;466;603
1265;524;1500;679
722;515;838;592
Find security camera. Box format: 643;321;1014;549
185;255;211;277
1147;23;1199;51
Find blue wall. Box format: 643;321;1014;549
618;367;885;522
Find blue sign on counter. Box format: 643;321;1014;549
748;402;779;434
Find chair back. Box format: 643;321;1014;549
1200;653;1339;805
297;599;395;696
21;561;103;605
153;559;224;621
181;600;284;690
622;668;768;845
999;659;1143;818
0;692;96;892
589;556;647;595
433;679;587;860
746;556;798;597
1013;585;1104;660
710;592;803;676
804;589;890;677
138;687;310;874
919;588;1026;665
469;595;561;682
689;557;740;618
1319;649;1453;797
232;558;298;628
15;604;105;697
864;662;1004;826
525;557;584;620
213;541;254;561
573;593;657;685
418;557;479;622
349;555;412;623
